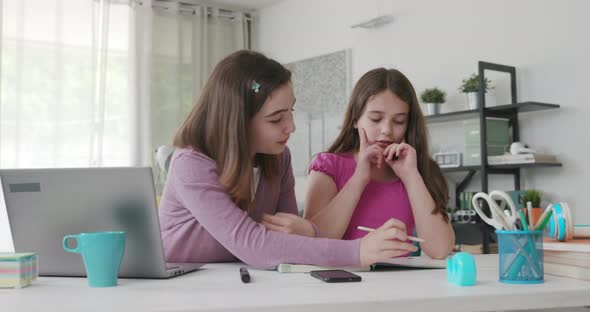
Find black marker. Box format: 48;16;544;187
240;267;251;283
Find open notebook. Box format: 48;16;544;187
375;256;446;269
276;256;446;273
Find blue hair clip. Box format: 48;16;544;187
251;81;261;93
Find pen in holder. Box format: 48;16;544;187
497;230;544;284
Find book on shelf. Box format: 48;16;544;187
544;262;590;281
542;239;590;280
487;153;558;165
543;238;590;253
545;250;590;268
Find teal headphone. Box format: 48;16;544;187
546;202;590;241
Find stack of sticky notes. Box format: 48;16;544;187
0;253;38;288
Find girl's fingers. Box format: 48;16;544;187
381;227;409;242
262;213;288;226
378;218;407;232
396;142;408;158
261;221;283;232
380;249;416;260
367;145;384;167
274;212;295;219
387;144;398;161
378;239;417;251
359;128;368;150
383;144;392;156
261;213;272;222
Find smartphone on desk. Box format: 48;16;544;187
310;270;362;283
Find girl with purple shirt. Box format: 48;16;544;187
158;51;418;269
304;68;455;259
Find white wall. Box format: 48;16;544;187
258;0;590;221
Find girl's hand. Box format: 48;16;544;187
354;128;385;183
261;213;316;237
359;218;418;267
383;142;419;181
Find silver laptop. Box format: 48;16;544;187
0;167;202;278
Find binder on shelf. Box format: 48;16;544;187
487;153;558;165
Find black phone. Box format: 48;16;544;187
310;270;362;283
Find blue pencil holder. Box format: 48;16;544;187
497;230;544;284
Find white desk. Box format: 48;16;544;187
2;255;590;312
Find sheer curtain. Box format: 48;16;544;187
0;0;253;170
132;0;253;190
0;0;135;168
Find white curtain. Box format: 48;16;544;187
0;0;134;168
136;1;252;154
132;0;253;190
0;0;253;171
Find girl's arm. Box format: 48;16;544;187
303;170;369;239
384;143;455;259
402;170;455;259
170;151;360;269
304;129;382;239
262;148;316;237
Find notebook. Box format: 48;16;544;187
375;256;446;268
276;264;370;273
276;256;445;273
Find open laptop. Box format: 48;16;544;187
0;167;202;278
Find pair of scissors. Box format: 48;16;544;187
471;190;519;231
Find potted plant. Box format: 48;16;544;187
459;74;492;109
420;87;446;115
523;189;542;225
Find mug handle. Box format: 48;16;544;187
63;235;81;253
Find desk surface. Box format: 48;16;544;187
2;255;590;312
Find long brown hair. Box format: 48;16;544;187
173;50;292;211
328;68;449;222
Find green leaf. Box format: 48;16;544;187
420;87;446;103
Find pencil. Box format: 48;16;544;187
534;210;553;231
533;204;554;230
357;226;425;242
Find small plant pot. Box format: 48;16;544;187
466;92;479;110
465;91;496;109
425;102;442;115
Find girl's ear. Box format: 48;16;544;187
353;120;357;129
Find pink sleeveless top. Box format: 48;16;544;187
309;153;415;240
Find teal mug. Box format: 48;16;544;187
63;231;126;287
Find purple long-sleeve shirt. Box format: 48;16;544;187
158;147;361;269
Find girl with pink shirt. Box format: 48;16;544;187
304;68;455;259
